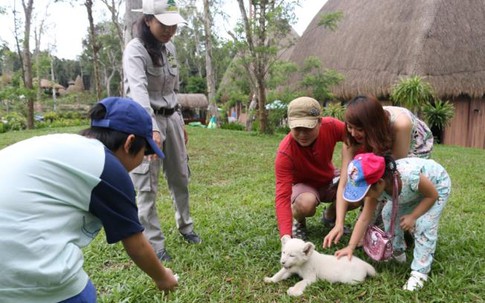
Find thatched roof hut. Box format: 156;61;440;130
39;79;65;90
289;0;485;148
66;75;85;93
177;93;209;109
290;0;485;99
177;93;209;125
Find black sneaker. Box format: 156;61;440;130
321;209;351;234
292;219;308;240
182;231;202;244
156;248;172;262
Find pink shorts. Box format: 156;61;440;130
291;182;338;204
291;169;340;204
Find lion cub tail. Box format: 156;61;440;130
365;262;377;277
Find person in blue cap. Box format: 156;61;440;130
0;97;178;303
333;153;451;292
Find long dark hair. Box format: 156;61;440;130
80;103;146;156
136;15;163;66
344;95;392;155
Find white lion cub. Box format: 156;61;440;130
264;236;376;296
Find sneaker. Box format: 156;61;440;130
321;210;351;234
182;231;202;244
156;249;172;262
403;271;428;291
292;219;308;240
393;251;407;263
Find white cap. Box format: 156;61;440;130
132;0;187;26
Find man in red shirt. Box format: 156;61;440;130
274;97;347;240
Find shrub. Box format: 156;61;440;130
390;75;434;113
275;125;290;134
267;105;287;133
43;111;59;122
323;102;345;121
4;112;27;131
58;111;85;120
251;119;260;132
220;122;245;131
422;99;455;131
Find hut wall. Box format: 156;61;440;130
469;98;485;149
443;96;485;149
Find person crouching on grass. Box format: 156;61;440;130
332;153;451;291
0;97;177;303
274;96;347;241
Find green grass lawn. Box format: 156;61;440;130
1;126;484;302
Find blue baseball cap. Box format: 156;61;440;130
343;153;385;202
91;97;164;159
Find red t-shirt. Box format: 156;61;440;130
274;117;345;237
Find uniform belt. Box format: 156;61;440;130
154;105;179;116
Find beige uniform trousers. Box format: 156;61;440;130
130;112;194;253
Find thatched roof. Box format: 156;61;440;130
39;78;64;89
289;0;485;99
177;93;209;108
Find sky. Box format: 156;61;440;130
0;0;326;60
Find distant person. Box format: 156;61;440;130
0;97;178;302
274;96;347;241
123;0;201;262
334;153;451;291
324;95;434;247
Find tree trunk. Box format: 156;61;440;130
235;0;276;133
85;0;102;100
35;28;41;110
203;0;218;118
256;78;268;133
50;56;57;111
22;0;34;129
124;0;142;45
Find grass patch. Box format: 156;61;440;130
1;126;484;302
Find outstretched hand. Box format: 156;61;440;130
323;226;344;249
155;267;178;293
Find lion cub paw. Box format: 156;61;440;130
264;277;275;283
287;286;303;297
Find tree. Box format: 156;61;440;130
100;0;124;93
32;3;51;109
172;3;204;89
202;0;217;118
0;46;22;80
300;56;344;102
233;0;298;133
123;0;142;44
84;0;102;99
20;0;35;129
95;21;123;96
